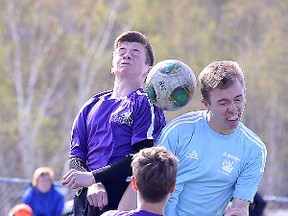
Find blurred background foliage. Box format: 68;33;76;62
0;0;287;198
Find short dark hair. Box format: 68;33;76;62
132;147;178;203
114;30;154;66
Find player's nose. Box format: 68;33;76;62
228;102;237;112
122;51;132;59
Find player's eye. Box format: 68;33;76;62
131;50;140;58
218;99;229;106
219;102;228;106
234;96;243;102
117;48;126;56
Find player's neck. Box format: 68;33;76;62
111;78;142;98
138;200;165;215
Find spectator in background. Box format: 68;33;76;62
22;167;64;216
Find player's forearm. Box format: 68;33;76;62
92;155;132;182
92;139;154;182
69;156;89;172
63;140;153;188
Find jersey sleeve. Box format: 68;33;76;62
69;91;113;160
131;92;165;145
155;120;181;155
156;122;185;216
233;143;267;202
69;97;98;160
164;181;185;216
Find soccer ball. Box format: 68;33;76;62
145;59;197;111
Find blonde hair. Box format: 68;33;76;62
32;167;54;187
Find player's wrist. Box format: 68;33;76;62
91;170;98;183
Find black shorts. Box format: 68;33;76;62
73;179;129;216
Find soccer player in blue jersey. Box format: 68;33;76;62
156;60;267;216
100;146;178;216
62;31;166;216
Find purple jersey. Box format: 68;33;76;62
69;88;166;171
101;209;163;216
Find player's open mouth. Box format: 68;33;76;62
227;114;239;121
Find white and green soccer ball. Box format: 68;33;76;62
145;59;197;111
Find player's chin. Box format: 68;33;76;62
227;119;240;130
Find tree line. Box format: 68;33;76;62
0;0;287;197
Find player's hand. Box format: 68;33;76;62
61;169;95;188
224;198;249;216
87;182;108;210
224;207;246;216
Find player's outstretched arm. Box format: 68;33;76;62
63;139;154;188
91;139;154;183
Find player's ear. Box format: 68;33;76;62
111;65;115;75
201;98;210;109
170;180;176;193
143;65;152;77
146;65;152;74
111;51;116;75
131;176;138;191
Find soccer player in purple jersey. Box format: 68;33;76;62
100;147;178;216
62;31;166;216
